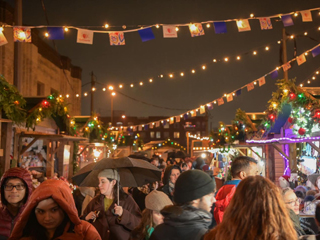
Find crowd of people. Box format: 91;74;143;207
0;155;320;239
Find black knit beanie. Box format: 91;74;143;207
174;170;215;204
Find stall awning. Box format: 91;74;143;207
19;131;88;142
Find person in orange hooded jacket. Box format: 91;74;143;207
0;168;33;240
9;179;101;240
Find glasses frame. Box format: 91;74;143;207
4;184;26;191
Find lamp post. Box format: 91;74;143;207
111;92;116;125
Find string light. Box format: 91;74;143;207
277;41;281;44
213;59;217;62
0;27;3;32
206;23;211;28
224;57;228;62
108;86;114;90
140;82;143;85
312;76;316;80
191;69;195;73
64;27;69;32
156;24;160;28
250;13;254;18
237;56;241;60
253;81;257;85
111;92;116;96
290;35;294;39
202;65;206;70
84;92;88;96
294;12;299;17
104;24;109;28
92;87;96;91
76;94;79;97
305;52;308;56
130;84;134;87
265;46;269;51
66;94;69;98
102;88;106;91
119;84;123;88
180;72;184;76
45;32;49;37
307;80;311;84
253;51;257;55
160;74;163;78
149;79;153;82
169;74;173;78
304;32;308;35
175;27;179;31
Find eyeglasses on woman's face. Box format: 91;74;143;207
285;198;301;206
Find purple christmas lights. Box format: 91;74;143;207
279;152;291;176
246;136;320;144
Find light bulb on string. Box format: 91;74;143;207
45;32;49;37
104;24;109;28
250;13;254;18
64;27;69;32
290;35;294;39
160;74;163;78
175;27;179;31
206;23;211;28
84;92;88;96
237;56;241;60
76;94;79;97
156;24;160;28
149;79;153;82
305;52;308;56
213;59;217;62
191;69;195;73
108;86;114;90
316;71;319;75
277;41;281;44
253;51;257;55
304;32;308;36
202;65;206;70
307;80;311;84
312;76;316;80
130;84;134;87
300;84;303;87
254;81;257;85
265;46;269;51
139;82;143;85
180;72;184;76
102;88;106;91
169;74;173;78
224;57;228;62
66;94;69;98
119;84;123;88
294;12;299;17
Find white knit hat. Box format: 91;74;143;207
98;169;120;181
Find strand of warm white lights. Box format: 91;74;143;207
188;134;210;141
299;68;320;87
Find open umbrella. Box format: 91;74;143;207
72;162;96;185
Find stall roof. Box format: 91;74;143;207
20;131;88;142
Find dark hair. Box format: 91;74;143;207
231;156;257;178
1;177;28;206
22;198;74;239
295;190;304;199
130;208;153;240
107;178;128;201
162;165;181;185
315;203;320;223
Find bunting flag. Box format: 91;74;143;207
281;15;294;27
300;10;312;22
138;125;142;131
47;27;64;40
236;19;251;32
77;29;94;44
282;62;291;71
217;98;224;106
144;125;149;130
207;103;213;110
163;120;167;126
176;116;180;123
247;83;254;91
259;18;273;30
235;89;242;96
163;25;178;38
13;27;31;42
183;114;188;120
133;126;137;131
109;32;125;45
297;54;306;65
169;117;174;124
200;105;206;114
258;77;266;86
214;22;227;34
311;46;320;57
191;111;197;117
138;28;155;42
270;70;279;79
156;121;160;127
149;123;154;129
0;32;8;46
189;23;205;37
226;94;233;102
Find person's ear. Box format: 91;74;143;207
111;180;117;187
239;171;247;179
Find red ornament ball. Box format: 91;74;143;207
298;127;306;136
288;117;294;124
289;93;296;101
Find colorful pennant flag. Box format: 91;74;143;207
156;121;160;127
236;89;242;96
282;62;291;71
200;105;206;114
183;114;188;120
217;98;224;106
138;28;155;42
0;32;8;46
144;125;149;130
207;103;213;110
236;19;251;32
149;123;154;129
259;18;273;30
213;22;227;34
138;125;142;131
47;27;64;40
13;27;31;42
163;25;177;38
247;83;254;91
226;94;233;102
133;126;137;131
176;116;180;123
300;10;312;22
297;54;306;65
189;23;205;37
258;77;266;86
281;15;294;27
163;120;167;126
191;110;197;117
109;32;125;45
169;117;174;124
311;46;320;57
77;29;94;44
270;70;279;79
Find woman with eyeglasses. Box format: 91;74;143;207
0;168;33;240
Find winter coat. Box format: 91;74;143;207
9;179;101;240
83;193;141;240
213;179;241;224
149;205;212;240
0;168;33;239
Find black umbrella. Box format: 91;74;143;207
128;154;150;162
72;162;96;185
168;151;188;159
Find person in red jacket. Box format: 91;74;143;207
0;168;33;240
213;156;258;224
9;179;101;240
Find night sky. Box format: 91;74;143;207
5;0;320;127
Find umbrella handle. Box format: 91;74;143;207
117;179;119;205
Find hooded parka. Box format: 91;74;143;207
9;179;101;240
0;168;33;239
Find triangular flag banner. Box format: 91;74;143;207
47;27;64;40
236;19;251;32
144;125;149;130
138;125;142;131
77;29;94;44
156;121;160;127
149;123;154;129
133;126;137;131
311;46;320;57
258;77;266;86
270;70;279;79
259;18;273;30
163;120;167;126
282;62;291;71
183;114;188;120
109;32;125;45
138;28;155;42
163;25;177;38
226;94;233;102
236;89;242;96
189;23;205;37
176;116;180;123
200;105;206;114
217;98;224;106
13;27;31;42
247;83;254;91
169;118;174;124
301;10;312;22
281;15;294;27
191;111;197;117
297;54;306;65
207;103;213;110
0;32;8;46
213;22;227;34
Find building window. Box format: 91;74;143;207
37;82;45;96
156;132;161;138
174;132;180;138
163;132;170;138
150;132;155;138
164;124;169;129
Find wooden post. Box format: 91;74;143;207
69;142;74;180
12;129;19;168
289;143;297;173
46;140;54;178
267;144;276;182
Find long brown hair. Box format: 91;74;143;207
208;176;297;240
130;208;153;240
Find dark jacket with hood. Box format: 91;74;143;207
149;205;212;240
158;165;181;201
82;193;141;240
9;179;101;240
0;168;33;240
